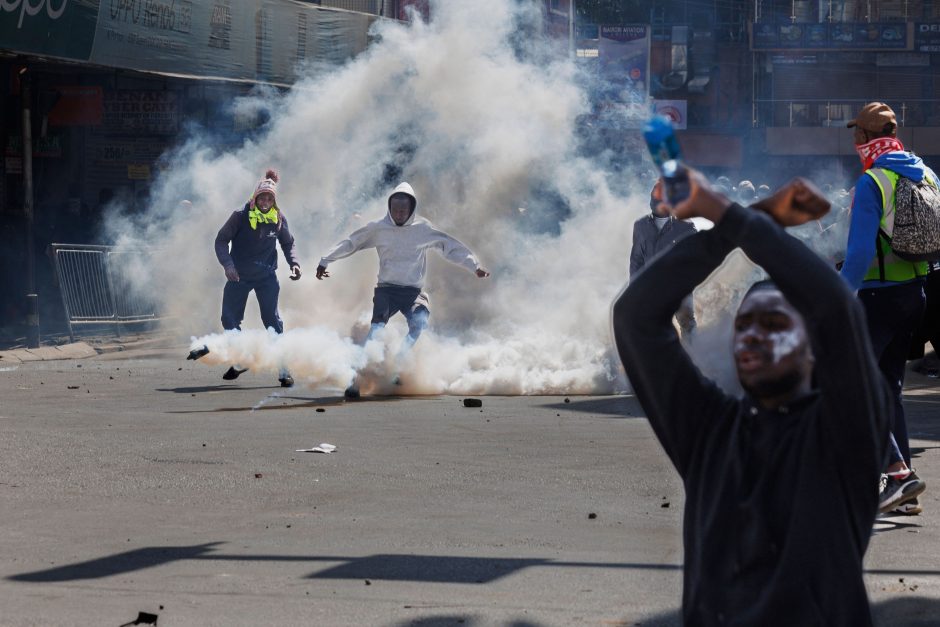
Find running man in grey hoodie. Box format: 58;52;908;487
316;182;489;397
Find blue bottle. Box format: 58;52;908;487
643;115;690;204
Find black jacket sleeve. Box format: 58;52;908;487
629;218;645;280
214;211;241;270
278;214;300;269
613;216;739;477
614;203;889;481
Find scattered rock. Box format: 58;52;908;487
286;524;291;528
463;398;482;408
109;376;114;380
202;443;206;447
254;473;263;479
661;502;670;508
76;365;82;368
67;385;79;390
564;397;570;403
588;512;597;520
316;408;325;413
177;367;182;371
364;579;371;586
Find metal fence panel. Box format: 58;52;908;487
107;251;160;321
51;244;164;341
54;249;115;320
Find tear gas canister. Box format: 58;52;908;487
643;115;691;205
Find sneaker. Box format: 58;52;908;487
344;385;360;399
879;471;927;514
222;366;249;381
278;373;294;388
892;497;923;516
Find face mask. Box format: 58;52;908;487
855;136;904;170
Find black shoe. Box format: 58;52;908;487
879;470;927;513
187;345;209;360
892;497;923;516
279;374;294;388
344;385;360;399
222;366;249;381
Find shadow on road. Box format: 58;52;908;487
388;618;550;627
10;546;940;626
872;518;923;535
539;396;645;418
7;543;681;584
163;394;409;414
155;385;273;393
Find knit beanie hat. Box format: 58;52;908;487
253;169;279;205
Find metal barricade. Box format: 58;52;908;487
51;244;164;341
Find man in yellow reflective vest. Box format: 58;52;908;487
842;102;934;515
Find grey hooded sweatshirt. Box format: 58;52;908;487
318;182;482;289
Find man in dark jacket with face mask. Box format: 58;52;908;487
630;180;697;336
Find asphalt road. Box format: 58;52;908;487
0;352;938;626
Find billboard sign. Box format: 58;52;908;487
751;21;910;50
0;1;376;85
652;100;687;130
598;25;650;97
0;0;100;60
915;23;940;52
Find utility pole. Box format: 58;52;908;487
21;67;39;348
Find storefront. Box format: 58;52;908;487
0;1;380;334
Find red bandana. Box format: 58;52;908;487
856;136;905;171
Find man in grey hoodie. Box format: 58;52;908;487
316;182;489;397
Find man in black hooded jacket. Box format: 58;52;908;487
613;169;891;625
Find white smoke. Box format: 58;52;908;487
108;0;802;395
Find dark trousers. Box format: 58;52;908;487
221;274;283;334
859;280;926;466
909;268;940;359
370;285;430;342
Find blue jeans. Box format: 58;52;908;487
221;274;283;334
859;280;926;466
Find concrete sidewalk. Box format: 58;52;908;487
0;335;183;365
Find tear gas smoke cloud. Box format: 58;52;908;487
106;0;841;396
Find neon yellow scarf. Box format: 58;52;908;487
248;206;278;230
